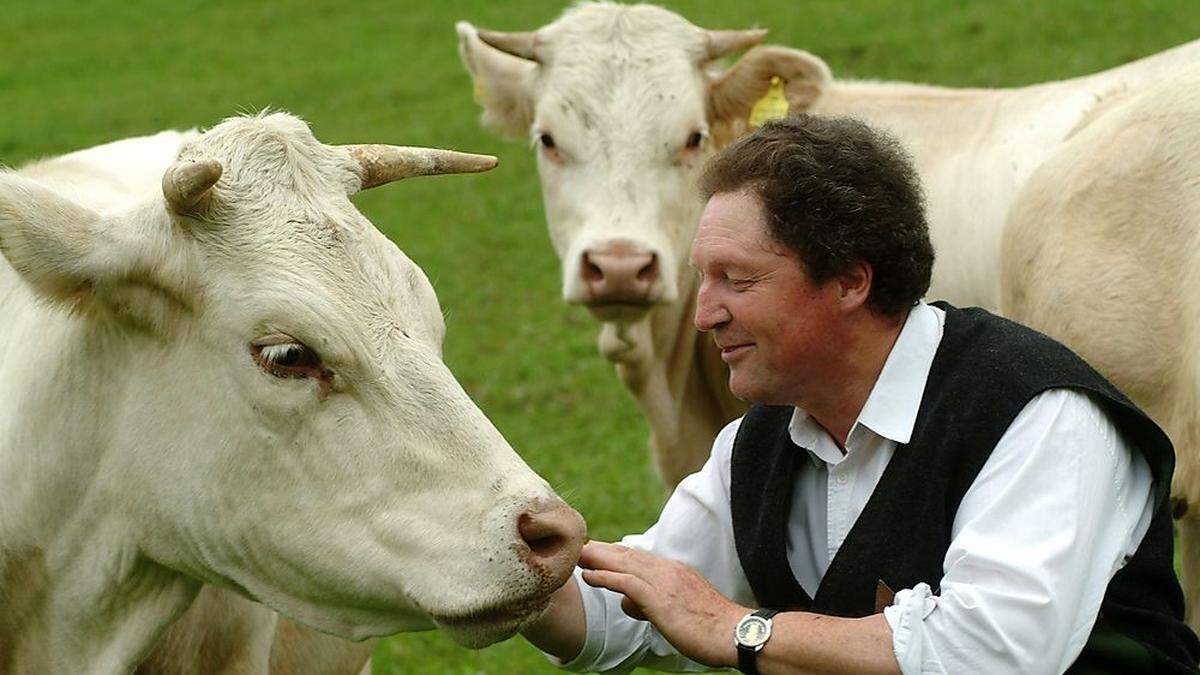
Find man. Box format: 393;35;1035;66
522;115;1199;673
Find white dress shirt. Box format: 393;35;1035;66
556;302;1155;674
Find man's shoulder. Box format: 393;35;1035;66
932;302;1099;388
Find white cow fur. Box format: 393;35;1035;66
0;113;580;673
457;2;1200;493
1001;65;1200;630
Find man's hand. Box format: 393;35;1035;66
579;541;749;668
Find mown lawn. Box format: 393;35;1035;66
2;1;1197;672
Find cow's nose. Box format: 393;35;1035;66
517;500;586;589
580;241;660;305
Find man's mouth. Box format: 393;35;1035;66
718;342;754;362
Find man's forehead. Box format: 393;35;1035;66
692;191;792;265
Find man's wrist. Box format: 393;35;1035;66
719;605;751;668
733;608;781;674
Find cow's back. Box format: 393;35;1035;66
18;129;196;213
1001;63;1200;494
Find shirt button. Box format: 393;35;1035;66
836;473;849;485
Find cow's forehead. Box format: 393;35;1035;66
183;112;372;259
183;112;362;209
179;113;443;343
535;4;710;138
542;3;706;62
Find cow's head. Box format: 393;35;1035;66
0;113;584;647
458;2;831;324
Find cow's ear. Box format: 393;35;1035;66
0;173;196;329
707;46;832;139
0;173;119;305
456;21;537;139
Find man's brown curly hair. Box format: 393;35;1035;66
699;114;935;317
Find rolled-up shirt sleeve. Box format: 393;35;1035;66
555;419;756;673
883;389;1155;674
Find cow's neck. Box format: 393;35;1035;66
598;269;745;486
0;277;198;674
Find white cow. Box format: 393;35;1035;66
457;1;1200;489
17;130;375;674
0;112;586;673
1001;65;1200;629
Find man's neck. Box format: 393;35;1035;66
801;308;908;448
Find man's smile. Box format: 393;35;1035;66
718;342;755;362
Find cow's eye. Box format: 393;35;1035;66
251;335;326;380
536;132;564;164
685;131;704;150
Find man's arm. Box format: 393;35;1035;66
878;389;1155;673
580;541;901;674
522;418;755;672
521;574;586;662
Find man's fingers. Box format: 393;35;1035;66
620;595;648;621
581;568;655;613
580;541;650;574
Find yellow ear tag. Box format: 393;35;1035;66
748;76;789;128
473;79;488;106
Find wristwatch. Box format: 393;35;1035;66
733;608;779;674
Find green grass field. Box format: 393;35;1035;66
3;1;1198;672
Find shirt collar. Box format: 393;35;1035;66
788;302;945;466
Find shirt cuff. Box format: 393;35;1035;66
883;582;942;675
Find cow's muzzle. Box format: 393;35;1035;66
578;240;663;311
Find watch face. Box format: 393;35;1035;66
736;615;771;647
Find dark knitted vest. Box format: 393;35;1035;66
730;303;1199;673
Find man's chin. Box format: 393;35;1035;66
727;373;779;405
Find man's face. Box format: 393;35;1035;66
691;189;844;405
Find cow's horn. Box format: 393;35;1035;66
163;159;223;213
704;29;768;60
476;29;540;62
343;145;499;189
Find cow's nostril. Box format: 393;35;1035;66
518;511;564;554
581;253;605;282
518;512;566;557
637;254;659;283
514;501;586;589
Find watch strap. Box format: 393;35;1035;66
736;608;780;675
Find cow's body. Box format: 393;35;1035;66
1001;64;1200;629
0;114;584;673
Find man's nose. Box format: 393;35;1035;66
693;281;731;331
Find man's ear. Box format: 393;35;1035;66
456;21;538;139
708;46;832;141
836;260;873;312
